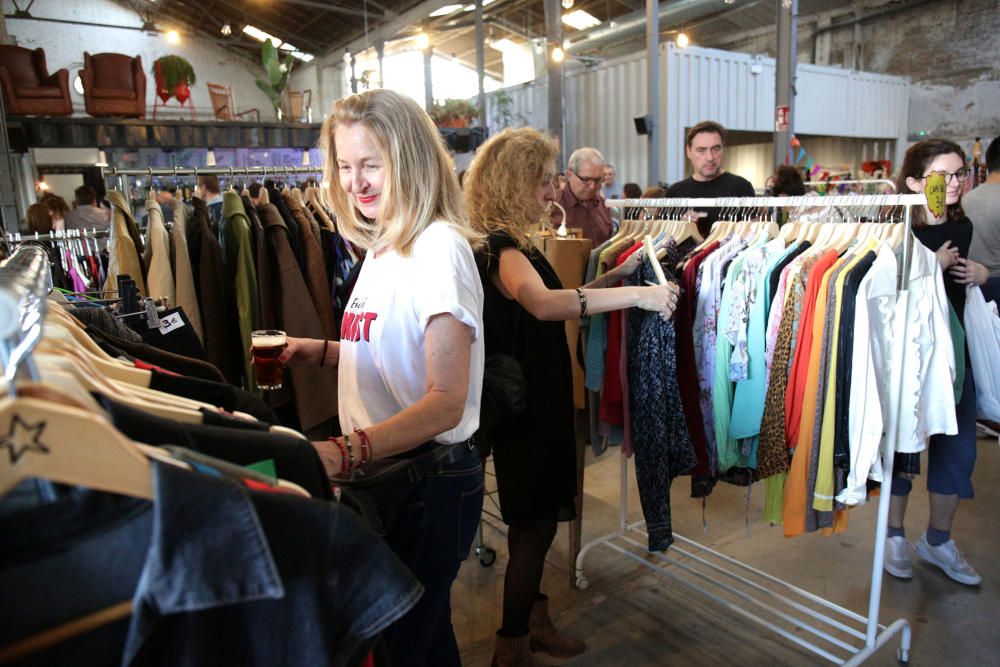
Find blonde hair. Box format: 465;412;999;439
320;89;479;255
464;127;559;251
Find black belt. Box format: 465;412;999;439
393;437;477;468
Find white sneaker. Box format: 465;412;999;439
914;534;982;586
883;536;913;580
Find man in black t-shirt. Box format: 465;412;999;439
665;120;756;236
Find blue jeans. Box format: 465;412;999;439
383;447;484;666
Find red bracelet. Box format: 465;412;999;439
327;436;350;477
354;428;372;465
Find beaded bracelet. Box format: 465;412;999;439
318;338;329;367
327;436;350;477
343;432;355;470
354;428;372;465
575;287;588;317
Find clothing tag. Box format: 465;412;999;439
245;459;277;478
925;172;947;218
158;311;185;334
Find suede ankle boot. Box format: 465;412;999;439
528;596;586;658
492;632;543;667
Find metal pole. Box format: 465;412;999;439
475;0;486;129
423;46;434;113
375;39;385;89
646;0;660;186
773;0;798;167
543;0;564;166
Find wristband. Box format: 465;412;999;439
319;338;329;367
328;436;350;477
575;287;588;317
354;428;372;465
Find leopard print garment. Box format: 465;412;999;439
755;283;798;479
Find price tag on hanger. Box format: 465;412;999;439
925;172;947;218
158;310;186;334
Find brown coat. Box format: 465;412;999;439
188;197;242;386
257;202;339;437
283;190;337;339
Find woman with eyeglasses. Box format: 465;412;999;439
882;139;988;587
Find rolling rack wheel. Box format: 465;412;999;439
474;520;497;567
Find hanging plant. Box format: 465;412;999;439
430;99;480;128
152;55;196;102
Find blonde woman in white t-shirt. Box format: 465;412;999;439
279;89;485;666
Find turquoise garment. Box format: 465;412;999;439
713;252;749;472
762;242;801;321
731;241;789;441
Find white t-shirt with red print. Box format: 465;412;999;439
337;221;485;444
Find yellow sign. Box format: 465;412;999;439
925;172;947;218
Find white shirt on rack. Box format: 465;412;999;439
839;244;896;506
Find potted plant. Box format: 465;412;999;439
255;39;294;120
152;55;196;103
430;99;480;128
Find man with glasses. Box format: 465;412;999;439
665;120;756;236
965;136;1000;306
552;147;614;245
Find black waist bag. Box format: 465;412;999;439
334;440;476;536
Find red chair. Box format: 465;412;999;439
0;45;72;116
80;52;146;118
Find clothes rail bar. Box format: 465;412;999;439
100;165;325;178
574;193;924;666
0;244;52;389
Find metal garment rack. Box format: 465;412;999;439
581;193;926;666
0;244;51;388
99;165;326;194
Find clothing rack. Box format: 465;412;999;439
0;243;51;387
581;193;925;666
100;165;326;194
6;229;110;244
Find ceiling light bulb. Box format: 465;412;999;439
552;46;565;63
676;32;690;48
37;181;49;191
221;22;232;36
166;29;180;44
415;32;430;50
95;149;108;167
561;0;574;8
206;148;217;167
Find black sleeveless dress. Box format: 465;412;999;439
476;233;578;523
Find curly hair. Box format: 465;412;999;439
464;127;559;251
769;165;805;196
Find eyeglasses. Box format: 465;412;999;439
923;168;970;185
570;170;604;186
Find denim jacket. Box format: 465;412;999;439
0;462;422;666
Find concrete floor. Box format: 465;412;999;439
453;434;1000;667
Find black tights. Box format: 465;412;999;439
499;518;558;637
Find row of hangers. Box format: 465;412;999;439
0;243;315;658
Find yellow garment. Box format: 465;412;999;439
783;255;846;537
103;191;146;296
813;241;877;511
143;197;175;306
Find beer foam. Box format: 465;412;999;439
252;334;286;347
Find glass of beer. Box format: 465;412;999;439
251;330;286;390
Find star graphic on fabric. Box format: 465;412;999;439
0;415;50;465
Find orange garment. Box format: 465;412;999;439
784;252;849;537
784;250;839;449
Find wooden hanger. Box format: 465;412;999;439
258;184;271;206
0;393;153;499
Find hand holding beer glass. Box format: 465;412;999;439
251;330;287;390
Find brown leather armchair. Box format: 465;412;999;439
0;45;72;116
80;52;146;118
